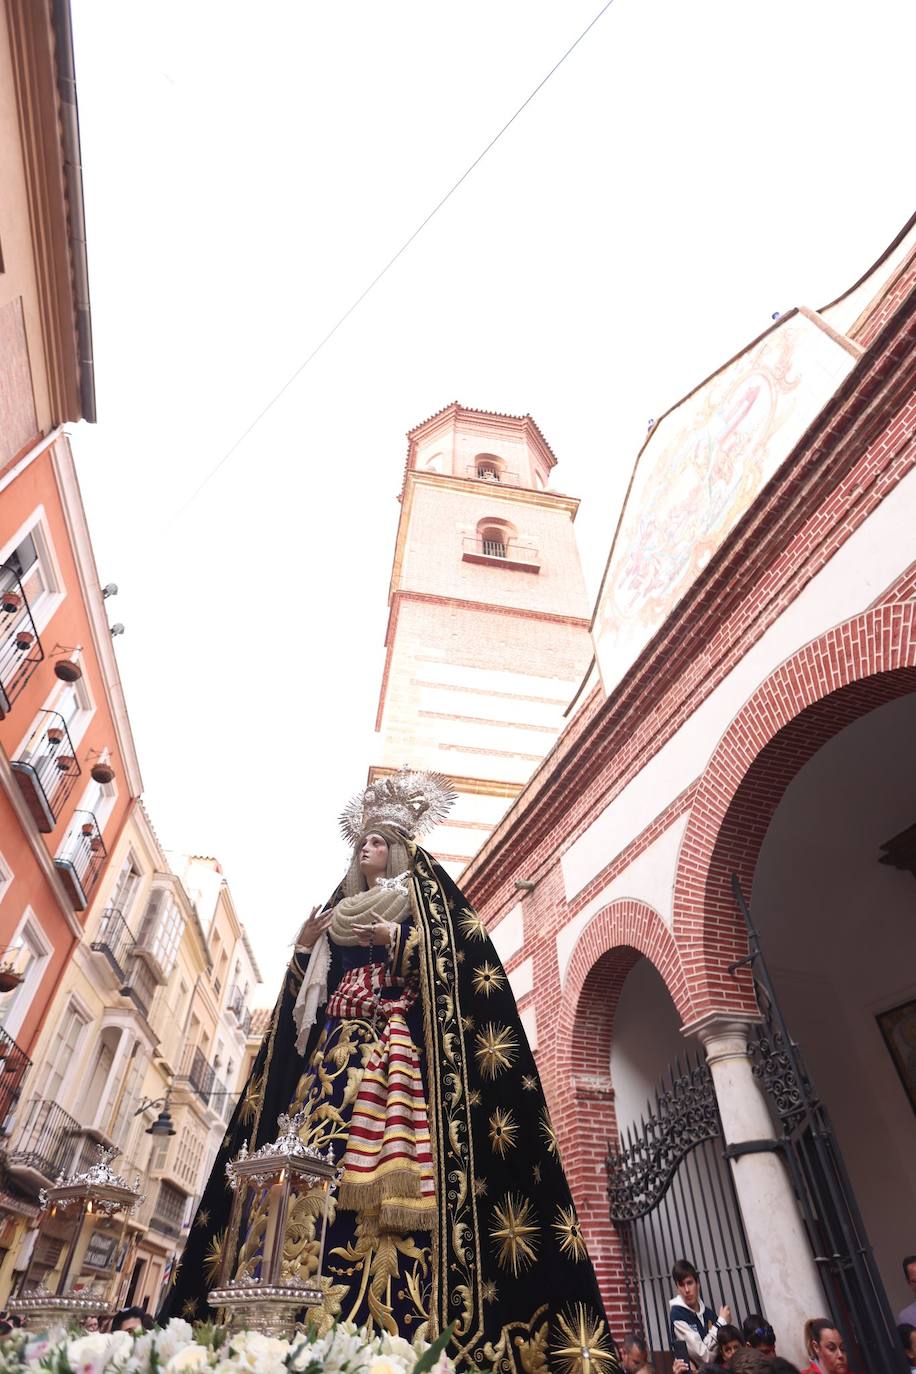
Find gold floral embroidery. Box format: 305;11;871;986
473;961;506;998
551;1303;618;1374
475;1023;518;1080
552;1204;587;1262
490;1193;539;1276
488;1107;518;1158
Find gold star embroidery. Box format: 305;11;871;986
472;961;506;999
473;1177;488;1198
488;1106;518;1158
540;1106;559;1157
475;1022;518;1080
468;1088;482;1108
552;1303;617;1374
455;949;466;965
239;1072;263;1129
194;1207;210;1229
458;907;487;942
553;1204;587;1262
482;1279;498;1304
460;1013;476;1033
203;1228;227;1285
168;1258;183;1288
522;1073;538;1091
181;1299;198;1320
532;1163;542;1185
490;1192;539;1276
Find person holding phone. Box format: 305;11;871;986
669;1257;733;1366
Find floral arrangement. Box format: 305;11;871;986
0;1320;455;1374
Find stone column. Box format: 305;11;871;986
691;1013;824;1368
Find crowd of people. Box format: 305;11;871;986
648;1255;916;1374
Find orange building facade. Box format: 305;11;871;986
0;0;139;1115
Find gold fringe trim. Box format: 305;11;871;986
379;1200;435;1234
337;1167;427;1212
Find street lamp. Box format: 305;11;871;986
135;1095;176;1137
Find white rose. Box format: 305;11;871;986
377;1337;417;1365
67;1333;113;1367
368;1357;407;1374
165;1346;212;1374
108;1332;136;1370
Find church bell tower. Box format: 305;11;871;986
372;403;592;875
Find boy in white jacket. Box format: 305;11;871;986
668;1257;732;1367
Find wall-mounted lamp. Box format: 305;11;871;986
110;623;125;637
101;583;118;599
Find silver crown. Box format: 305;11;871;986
339;768;457;844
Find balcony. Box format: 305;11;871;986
0;567;44;719
0;1027;32;1130
55;809;107;910
11;710;81;832
465;464;520;486
148;1180;188;1240
180;1045;226;1110
120;953;159;1018
461;536;540;573
9;1097;82;1180
90;906;135;982
227;984;252;1036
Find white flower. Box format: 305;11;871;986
165;1346;212;1374
108;1332;136;1370
377;1336;417;1365
368;1357;408;1374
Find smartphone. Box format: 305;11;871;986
672;1341;690;1364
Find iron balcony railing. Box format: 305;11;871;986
11;709;82;832
0;1027;32;1130
181;1045;227;1109
464;464;519;485
90;907;135;981
0;566;44;719
55;809;107;911
461;536;540;569
149;1181;187;1240
227;984;252;1035
121;954;158;1018
10;1097;82;1179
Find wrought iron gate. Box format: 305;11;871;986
606;1054;761;1358
732;877;908;1374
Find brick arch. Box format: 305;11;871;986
673;601;916;1019
550;899;685;1328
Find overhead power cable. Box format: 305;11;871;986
172;0;617;521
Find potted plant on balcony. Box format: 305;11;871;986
0;961;24;993
55;753;76;772
81;821;94;836
46;726;64;746
89;837;103;853
1;591;22;614
14;630;34;652
90;762;115;784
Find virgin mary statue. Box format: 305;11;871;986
161;771;616;1374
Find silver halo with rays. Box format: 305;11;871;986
339;767;457;843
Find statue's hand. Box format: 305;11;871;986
355;921;394;948
296;905;332;951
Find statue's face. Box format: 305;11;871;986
358;832;389;883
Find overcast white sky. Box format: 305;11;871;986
68;0;914;1000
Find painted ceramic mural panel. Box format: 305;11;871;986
593;313;856;694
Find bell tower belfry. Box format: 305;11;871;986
372;402;593;875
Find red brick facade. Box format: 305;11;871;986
460;226;916;1333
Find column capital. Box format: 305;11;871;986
682;1010;762;1051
